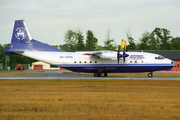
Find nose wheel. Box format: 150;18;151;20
148;72;153;78
100;72;107;77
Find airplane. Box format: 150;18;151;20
5;20;176;77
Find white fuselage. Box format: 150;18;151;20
20;50;174;73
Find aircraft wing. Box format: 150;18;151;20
83;51;103;58
82;50;117;59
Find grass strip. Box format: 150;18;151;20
0;80;180;120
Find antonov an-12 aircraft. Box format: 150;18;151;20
5;20;175;77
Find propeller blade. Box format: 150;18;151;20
118;45;120;55
123;47;125;63
123;47;125;55
117;45;120;64
126;46;128;52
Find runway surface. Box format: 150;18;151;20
1;70;180;80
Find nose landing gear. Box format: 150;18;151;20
148;72;153;78
100;72;107;77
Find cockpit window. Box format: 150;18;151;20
155;56;164;60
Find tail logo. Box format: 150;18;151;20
15;27;27;40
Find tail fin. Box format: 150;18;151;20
12;20;33;44
5;20;65;54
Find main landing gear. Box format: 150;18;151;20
94;72;107;77
148;72;153;78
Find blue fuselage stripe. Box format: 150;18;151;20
55;64;173;73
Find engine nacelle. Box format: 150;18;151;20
97;51;117;59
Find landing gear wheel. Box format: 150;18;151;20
148;72;153;78
94;72;100;77
100;72;107;77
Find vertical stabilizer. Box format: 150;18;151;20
11;20;33;44
5;20;65;54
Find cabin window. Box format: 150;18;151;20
95;61;97;63
90;61;92;63
79;61;81;63
178;64;179;68
74;61;76;63
142;61;143;63
130;61;132;63
84;61;86;63
135;61;137;63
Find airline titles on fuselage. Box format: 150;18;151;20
59;56;73;59
129;55;145;60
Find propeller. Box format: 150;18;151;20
117;45;129;64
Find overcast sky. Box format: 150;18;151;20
0;0;180;46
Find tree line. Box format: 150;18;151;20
0;27;179;69
60;29;116;51
60;27;180;51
